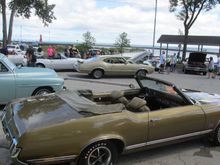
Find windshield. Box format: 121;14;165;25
2;56;17;71
139;78;177;95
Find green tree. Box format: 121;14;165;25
0;0;56;46
82;31;96;48
114;32;130;54
77;31;96;55
169;0;220;60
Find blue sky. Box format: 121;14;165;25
1;0;220;46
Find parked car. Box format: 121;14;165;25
182;52;207;75
0;53;64;104
34;53;82;70
7;53;26;66
143;60;160;71
127;50;153;64
7;44;23;54
78;55;154;78
2;76;220;165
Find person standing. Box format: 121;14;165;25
0;43;8;55
26;46;36;67
207;57;215;79
159;51;166;73
47;45;54;58
217;55;220;76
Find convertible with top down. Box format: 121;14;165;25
2;76;220;165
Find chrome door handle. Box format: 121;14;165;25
150;118;161;122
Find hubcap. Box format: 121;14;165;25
35;90;50;95
138;71;146;76
88;146;112;165
94;70;102;78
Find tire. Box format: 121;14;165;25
92;69;104;79
36;63;45;68
213;125;220;145
33;88;52;96
136;70;147;77
78;141;118;165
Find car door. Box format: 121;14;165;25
50;54;72;70
135;76;206;143
0;62;15;104
148;105;206;142
109;57;132;75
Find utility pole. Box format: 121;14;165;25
152;0;158;56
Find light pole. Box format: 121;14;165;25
152;0;158;56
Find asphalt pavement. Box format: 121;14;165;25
1;71;220;165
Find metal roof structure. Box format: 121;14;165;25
156;35;220;56
157;35;220;46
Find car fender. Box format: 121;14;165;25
80;134;126;154
135;68;149;74
90;67;105;74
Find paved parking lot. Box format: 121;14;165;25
1;71;220;165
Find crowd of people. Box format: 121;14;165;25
64;45;80;58
159;50;178;74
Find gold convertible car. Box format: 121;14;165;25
2;76;220;165
77;55;154;78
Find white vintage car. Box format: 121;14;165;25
35;53;83;71
7;53;26;66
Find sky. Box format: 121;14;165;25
2;0;220;46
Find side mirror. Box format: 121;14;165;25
129;83;135;89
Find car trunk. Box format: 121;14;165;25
2;95;83;139
187;52;207;67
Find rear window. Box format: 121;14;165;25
85;56;100;63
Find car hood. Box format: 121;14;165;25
183;89;220;104
14;67;58;78
188;52;206;63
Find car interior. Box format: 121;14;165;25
0;62;8;72
77;87;188;113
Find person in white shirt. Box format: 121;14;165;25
159;51;166;73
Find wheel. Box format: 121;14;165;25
136;70;147;77
36;63;45;68
213;125;220;145
92;69;104;79
33;88;52;96
78;141;118;165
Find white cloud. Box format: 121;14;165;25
1;0;220;46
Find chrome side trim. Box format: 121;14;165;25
27;155;78;164
125;129;212;151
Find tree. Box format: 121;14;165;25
76;31;96;56
169;0;220;60
114;32;130;54
0;0;56;46
82;31;96;48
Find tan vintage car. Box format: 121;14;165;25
2;76;220;165
78;55;155;78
